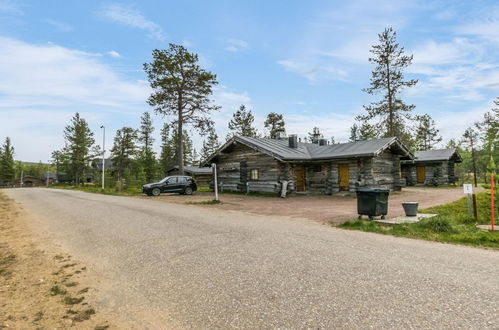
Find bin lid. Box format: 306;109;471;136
356;187;375;192
356;187;389;193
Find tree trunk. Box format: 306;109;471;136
177;97;184;175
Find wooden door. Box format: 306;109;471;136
295;165;305;192
417;165;426;184
339;164;349;189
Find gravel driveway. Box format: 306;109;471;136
5;188;498;329
143;186;474;223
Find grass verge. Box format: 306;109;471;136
339;192;499;249
186;199;222;205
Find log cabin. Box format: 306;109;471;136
201;135;413;195
401;149;462;186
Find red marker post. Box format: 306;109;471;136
491;173;495;232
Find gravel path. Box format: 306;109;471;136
5;188;499;329
145;186;474;223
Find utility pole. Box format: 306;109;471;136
100;125;105;190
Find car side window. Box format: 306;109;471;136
167;177;177;184
178;177;187;183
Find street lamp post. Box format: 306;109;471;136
100;125;105;190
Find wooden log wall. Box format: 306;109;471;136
215;142;282;193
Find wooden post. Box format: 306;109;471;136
472;194;478;220
212;163;219;201
491;173;495;232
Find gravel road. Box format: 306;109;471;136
5;188;499;329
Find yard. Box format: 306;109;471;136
139;186;479;224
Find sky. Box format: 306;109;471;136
0;0;498;162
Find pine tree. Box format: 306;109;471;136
144;44;220;175
228;105;258;137
308;127;323;142
476;98;499;173
200;127;221;162
138;112;156;182
62;113;95;185
0;137;15;183
462;127;479;187
357;27;418;142
414;114;442;150
159;123;176;176
264;112;285;138
110;127;137;183
349;122;378;141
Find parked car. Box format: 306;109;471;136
142;176;197;196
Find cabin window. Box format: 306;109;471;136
249;169;259;180
312;164;322;172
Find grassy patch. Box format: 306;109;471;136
340;218;499;248
64;296;85;305
50;285;67;296
339;191;499;249
0;253;16;277
421;191;497;225
187;199;222;205
197;186;211;192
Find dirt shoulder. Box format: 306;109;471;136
138;186;479;224
0;191;114;329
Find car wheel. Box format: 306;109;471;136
184;187;193;195
151;188;161;196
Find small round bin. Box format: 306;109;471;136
402;202;418;217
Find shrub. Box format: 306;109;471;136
481;184;491;189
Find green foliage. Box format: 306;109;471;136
349;122;378;141
264;112;285;139
110;127;137;182
417;217;454;233
414;114;442;150
144;44;220;174
228;104;258;138
200;127;220;163
187;199;222;205
0;137;15;182
422;191;495;225
58;113;95;185
137;112;156;182
357;27;417;141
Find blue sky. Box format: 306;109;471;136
1;0;498;162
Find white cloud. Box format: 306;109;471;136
225;38;248;52
45;19;74;32
0;37;148;108
107;50;121;58
0;37;151;161
99;3;165;41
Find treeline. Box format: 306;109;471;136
4;27;497;188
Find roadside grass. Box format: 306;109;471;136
421;191;497;225
339;191;499;249
187;199;222;205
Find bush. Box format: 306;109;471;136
482;184;491;189
419;217;455;233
